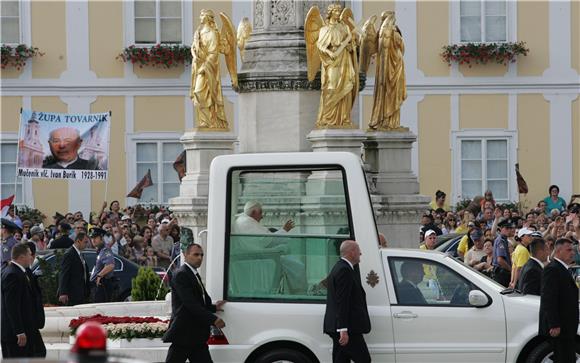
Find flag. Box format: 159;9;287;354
515;163;529;194
1;195;15;217
127;169;153;199
173;150;186;182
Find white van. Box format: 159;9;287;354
203;152;579;363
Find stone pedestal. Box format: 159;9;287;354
364;131;420;195
239;91;319;152
307;128;366;156
363;131;430;248
169;131;237;252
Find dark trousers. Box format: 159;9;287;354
493;267;510;287
550;336;576;363
1;340;32;358
30;330;46;357
165;343;212;363
91;278;117;303
328;333;371;363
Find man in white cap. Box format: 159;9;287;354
233;201;294;235
509;227;535;288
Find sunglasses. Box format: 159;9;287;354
192;253;204;257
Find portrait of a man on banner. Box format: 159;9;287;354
17;110;110;180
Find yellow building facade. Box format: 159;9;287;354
1;0;578;219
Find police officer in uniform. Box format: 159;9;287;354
89;228;117;302
1;218;21;269
492;218;517;287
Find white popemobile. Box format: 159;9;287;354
199;152;579;363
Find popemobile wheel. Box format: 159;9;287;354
253;348;314;363
525;340;580;363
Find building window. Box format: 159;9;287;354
460;138;509;201
460;0;506;42
1;0;20;44
134;0;182;44
135;141;182;204
1;143;24;204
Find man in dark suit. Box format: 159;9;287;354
163;234;225;363
323;240;371;363
539;238;579;362
397;261;428;305
1;243;37;358
57;232;90;306
49;222;74;249
517;237;547;296
24;242;46;357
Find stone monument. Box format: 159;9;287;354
170;9;240;247
237;1;345;153
361;11;429;248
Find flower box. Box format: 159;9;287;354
117;44;191;69
107;338;168;348
1;44;44;70
69;314;169;343
440;41;529;67
69;336;168;348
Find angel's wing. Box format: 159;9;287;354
305;6;324;82
359;15;378;74
219;12;237;88
340;7;356;33
237;17;252;61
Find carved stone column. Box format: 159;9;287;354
169;131;237;266
237;1;345;153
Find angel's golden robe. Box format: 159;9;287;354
191;25;228;129
316;22;358;128
369;23;407;130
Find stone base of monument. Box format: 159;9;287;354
176;131;237;197
371;194;431;248
364;130;420;195
363;130;430;248
307;127;366;156
169;131;237;274
238;90;320;152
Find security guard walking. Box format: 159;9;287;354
89;227;117;302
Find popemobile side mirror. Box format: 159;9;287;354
468;290;489;307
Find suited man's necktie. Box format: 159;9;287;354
79;252;87;282
194;272;207;302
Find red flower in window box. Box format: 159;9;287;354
117;44;192;69
1;44;44;70
441;41;529;67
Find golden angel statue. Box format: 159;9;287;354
364;11;408;131
305;4;359;128
237;17;252;61
190;9;237;130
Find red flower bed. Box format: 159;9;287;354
69;314;168;333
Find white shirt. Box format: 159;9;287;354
184;262;206;300
530;256;544;269
554;257;569;271
73;244;82;258
341;257;354;270
10;260;26;273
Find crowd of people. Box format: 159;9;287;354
2;200;183;270
420;185;580;289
